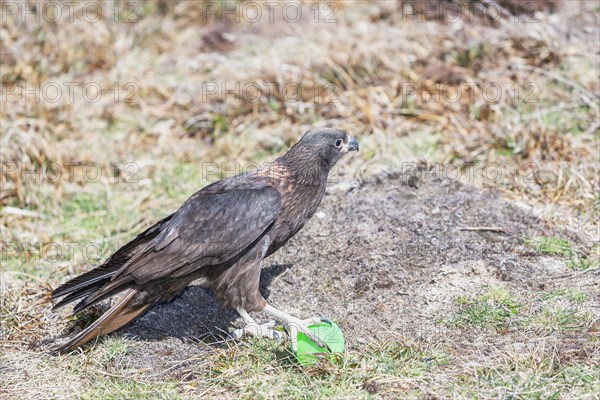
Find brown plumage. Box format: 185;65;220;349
52;128;359;353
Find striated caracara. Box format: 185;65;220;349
52;127;359;353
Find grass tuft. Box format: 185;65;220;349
452;286;521;330
524;236;575;256
539;288;588;303
524;236;597;270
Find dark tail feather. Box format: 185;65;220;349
52;215;173;310
51;262;123;309
54;289;152;353
52;286;102;310
72;280;134;314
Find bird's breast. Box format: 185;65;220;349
266;179;325;255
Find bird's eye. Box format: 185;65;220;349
335;139;343;147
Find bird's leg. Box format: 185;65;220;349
231;308;283;342
262;304;332;354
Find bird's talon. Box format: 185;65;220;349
294;323;331;352
231;321;283;342
262;306;336;353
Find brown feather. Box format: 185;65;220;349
54;290;151;353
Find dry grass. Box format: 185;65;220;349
2;1;598;241
1;0;599;398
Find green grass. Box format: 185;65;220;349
453;356;600;399
539;288;588;303
526;288;593;334
208;339;365;399
152;160;207;205
452;286;594;335
524;236;575;256
62;191;107;216
537;103;593;135
205;338;450;399
64;335;595;399
452;286;521;330
566;256;597;271
0;181;153;280
365;341;450;377
525;305;591;334
100;338;131;365
524;236;597;271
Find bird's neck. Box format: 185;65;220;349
276;152;331;185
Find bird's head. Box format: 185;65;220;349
282;128;359;174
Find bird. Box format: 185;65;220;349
51;127;359;353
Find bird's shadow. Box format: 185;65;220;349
120;263;293;343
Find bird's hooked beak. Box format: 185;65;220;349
342;136;359;153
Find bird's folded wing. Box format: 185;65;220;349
113;184;282;284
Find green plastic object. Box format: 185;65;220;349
296;321;344;366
